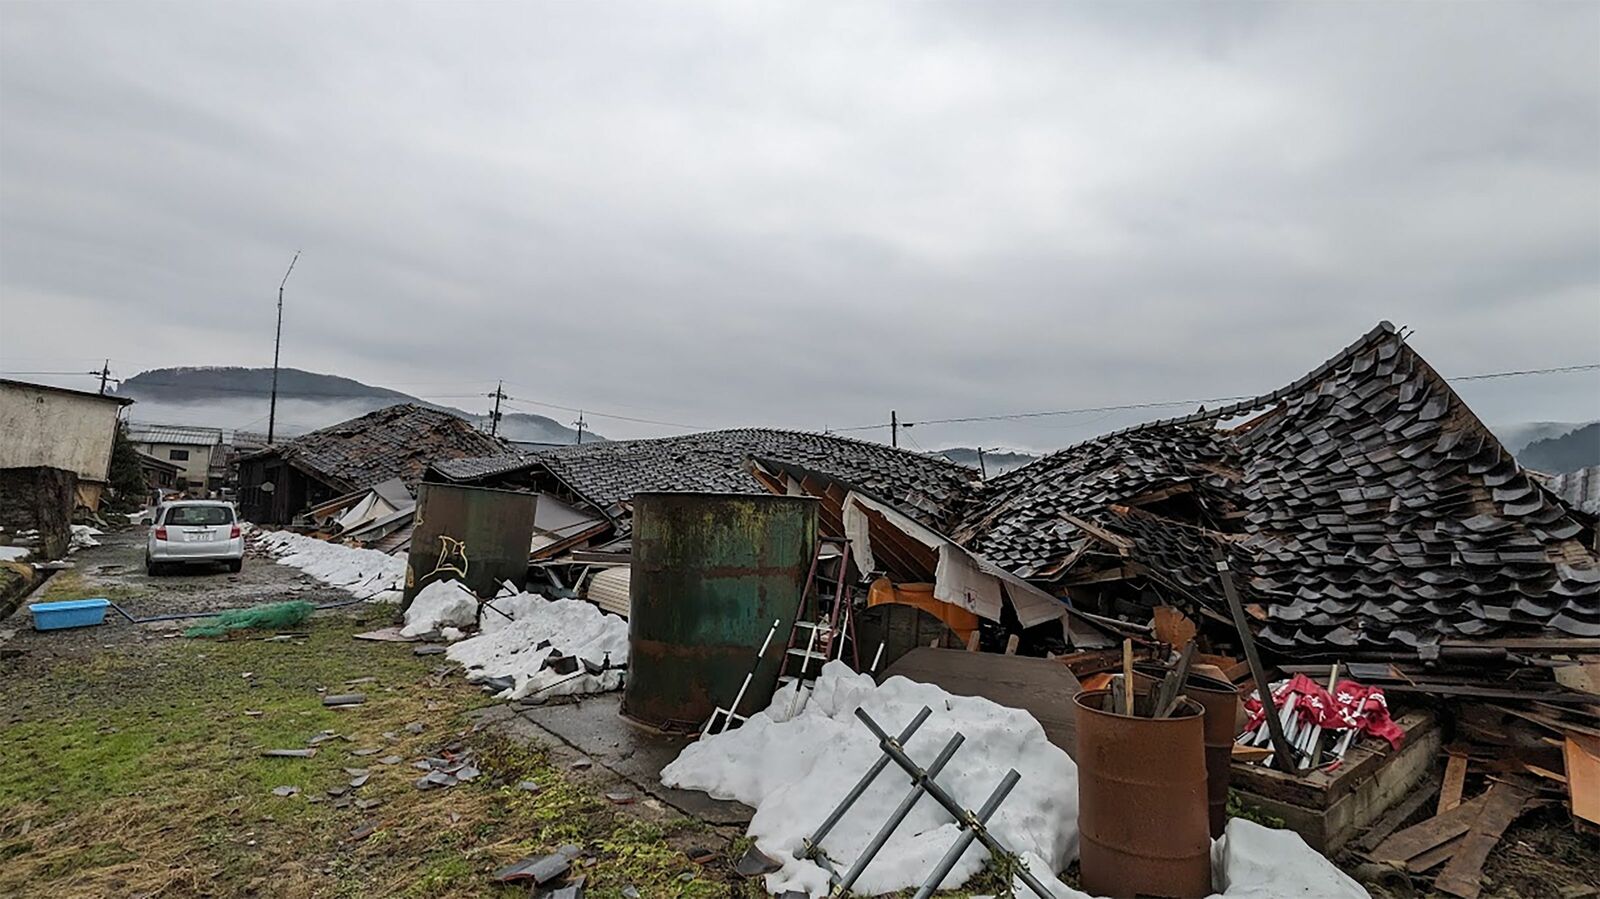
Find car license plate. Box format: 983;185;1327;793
187;531;212;542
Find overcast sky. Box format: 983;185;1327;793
2;1;1596;451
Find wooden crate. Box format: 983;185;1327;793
1230;709;1440;853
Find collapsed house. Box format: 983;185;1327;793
237;404;505;525
951;321;1598;652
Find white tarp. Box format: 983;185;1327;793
841;491;1074;629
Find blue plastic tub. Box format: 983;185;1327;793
30;598;111;631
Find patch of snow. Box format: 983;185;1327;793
401;579;479;637
68;525;101;552
0;546;29;562
661;661;1078;898
253;530;405;600
446;594;628;702
1010;819;1367;899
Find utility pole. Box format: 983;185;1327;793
573;411;586;445
92;359;112;395
890;410;898;448
267;251;300;445
977;446;987;479
487;381;506;437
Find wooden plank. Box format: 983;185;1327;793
1405;832;1464;874
1377;683;1600;705
1059;513;1134;554
1371;793;1491;863
1565;732;1600;828
1433;784;1532;899
1355;774;1439;854
880;648;1082;758
1439;754;1468;815
1555;657;1600;696
1494;704;1600;739
1233;745;1272;763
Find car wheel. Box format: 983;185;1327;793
228;559;243;574
146;558;160;576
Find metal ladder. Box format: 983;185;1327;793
778;537;859;696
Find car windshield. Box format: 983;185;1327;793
164;506;233;526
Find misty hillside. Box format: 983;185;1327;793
116;367;602;445
1518;423;1600;474
935;447;1039;477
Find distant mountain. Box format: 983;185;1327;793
1518;423;1600;475
1493;421;1593;454
116;367;603;445
935;447;1039;478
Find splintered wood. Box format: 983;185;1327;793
1369;783;1535;899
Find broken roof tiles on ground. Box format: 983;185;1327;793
431;427;979;531
255;404;506;493
953;321;1599;650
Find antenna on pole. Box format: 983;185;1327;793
890;410;899;448
267;251;300;445
487;381;506;437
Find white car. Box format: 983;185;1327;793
146;500;244;575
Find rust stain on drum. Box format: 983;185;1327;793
1134;664;1241;838
1074;688;1212;899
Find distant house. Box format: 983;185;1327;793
126;424;225;495
237;403;505;524
135;450;182;493
0;378;134;513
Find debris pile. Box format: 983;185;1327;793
253;530;405;601
447;592;628;702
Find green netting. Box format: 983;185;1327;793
184;601;316;638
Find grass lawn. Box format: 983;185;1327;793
0;612;751;899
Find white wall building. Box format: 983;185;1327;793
0;379;134;510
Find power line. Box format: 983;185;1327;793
829;360;1600;433
1448;362;1600;382
501;395;702;430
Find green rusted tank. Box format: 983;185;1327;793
622;492;818;732
404;483;538;606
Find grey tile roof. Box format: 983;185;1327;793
127;424;224;446
955;322;1600;649
435;428;978;531
256;404;506;492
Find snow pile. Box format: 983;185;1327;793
447;593;629;702
661;662;1077;897
69;525;101;552
1009;818;1367;899
254;530;405;601
401;579;480;637
0;546;29;562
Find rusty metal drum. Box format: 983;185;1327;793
623;492;817;732
1074;688;1212;898
1133;664;1241;838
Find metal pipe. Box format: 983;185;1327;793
833;733;966;893
710;618;781;736
911;769;1021;899
853;709;1057;899
801;706;934;860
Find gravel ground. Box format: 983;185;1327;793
0;526;370;666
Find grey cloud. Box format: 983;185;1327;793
2;1;1595;452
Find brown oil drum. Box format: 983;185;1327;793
1133;664;1241;838
1074;689;1212;899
